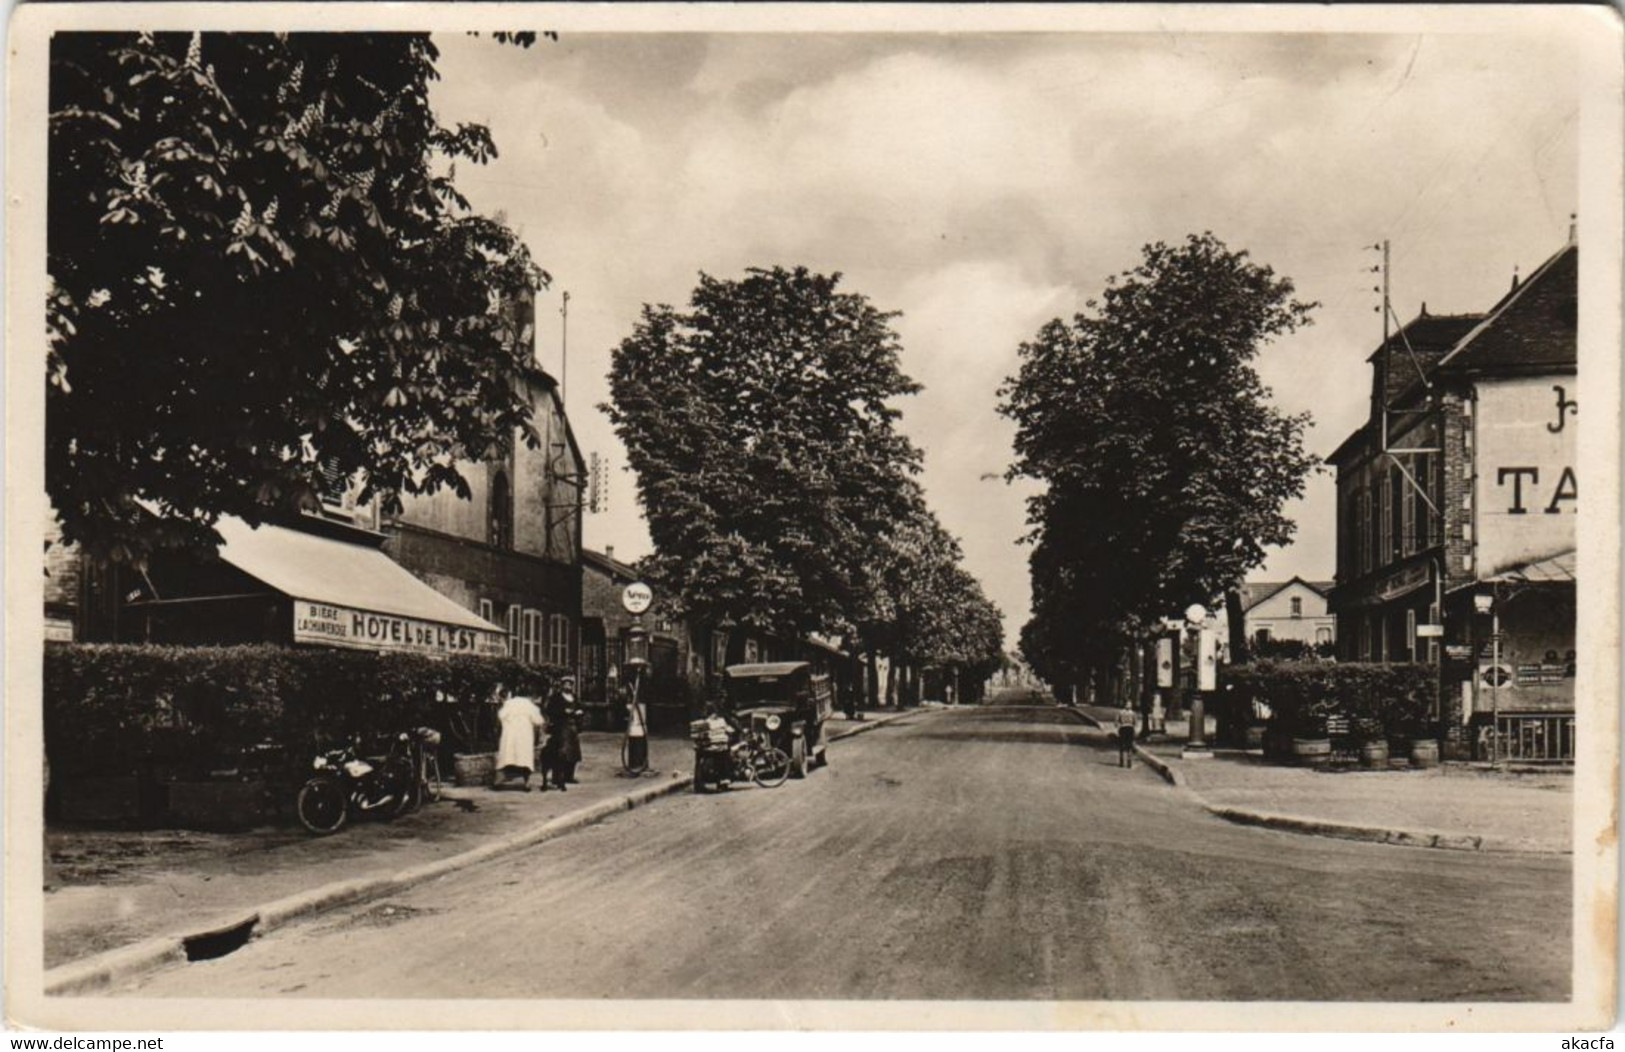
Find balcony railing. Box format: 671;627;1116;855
1491;713;1575;764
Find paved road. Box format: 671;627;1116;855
123;701;1570;1001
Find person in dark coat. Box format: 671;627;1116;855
541;679;583;790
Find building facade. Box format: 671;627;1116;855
1328;242;1577;759
1217;578;1336;652
380;365;584;675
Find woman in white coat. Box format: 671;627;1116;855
495;688;545;790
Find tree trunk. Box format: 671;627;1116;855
886;648;900;707
866;646;881;709
1226;588;1248;664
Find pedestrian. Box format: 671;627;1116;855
541;677;583;790
494;685;544;791
1115;705;1137;769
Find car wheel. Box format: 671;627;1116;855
790;737;808;779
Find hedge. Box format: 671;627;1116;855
1220;660;1437;740
43;643;562;780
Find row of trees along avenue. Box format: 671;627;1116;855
998;233;1319;705
48;32;548;566
605;267;1005;705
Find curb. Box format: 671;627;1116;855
1059;707;1561;856
45;711;932;996
828;707;925;742
44;773;694;996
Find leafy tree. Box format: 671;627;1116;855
48;32;547;564
999;233;1318;693
605;267;922;644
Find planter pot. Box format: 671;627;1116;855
1244;724;1268;751
1409;739;1441;769
1291;737;1333;769
453;752;496;788
1358;741;1390;769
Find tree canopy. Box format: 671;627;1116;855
48;32;547;564
998;233;1318;686
605;266;925;641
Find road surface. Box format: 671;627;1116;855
123;701;1570;1000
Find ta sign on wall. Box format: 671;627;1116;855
1474;377;1576;576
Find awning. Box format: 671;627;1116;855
1484;549;1577;586
214;516;507;657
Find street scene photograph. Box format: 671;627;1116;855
6;3;1619;1035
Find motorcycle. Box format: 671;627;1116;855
296;727;438;835
691;715;791;792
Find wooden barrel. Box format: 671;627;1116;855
1359;741;1390;768
452;751;496;787
1409;739;1441;768
1291;737;1333;769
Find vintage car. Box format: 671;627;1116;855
723;661;834;778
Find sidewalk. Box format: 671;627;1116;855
1072;705;1571;854
43;706;925;990
44;729;690;972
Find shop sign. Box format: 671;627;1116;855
293;600;507;657
1480;665;1513;688
1515;664;1568;685
1444;644;1473;661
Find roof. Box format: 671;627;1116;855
581;547;638;580
1485;549;1576;585
213;516;501;632
1437;244;1577;374
1241;577;1332;612
724;662;811;678
1364;312;1484;364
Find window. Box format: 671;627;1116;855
1253;628;1272;645
1405;608;1417;660
1315;627;1332;646
1358;489;1373;574
548;613;571;668
479;599;494;625
1290;597;1303;619
1378;474;1393;565
506;605;521;660
489;471;513;550
522;609;544;665
1400;465;1417;556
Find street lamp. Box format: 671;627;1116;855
1474;591;1500;762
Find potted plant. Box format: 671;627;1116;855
443;690;499;787
1353;718;1389;769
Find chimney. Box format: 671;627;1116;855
1510;265;1520;293
1419;301;1428;316
605;545;615;562
1569;212;1578;244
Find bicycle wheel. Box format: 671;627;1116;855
752;748;791;789
296;777;349;835
422;756;443;803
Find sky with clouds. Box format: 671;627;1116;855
430;29;1579;646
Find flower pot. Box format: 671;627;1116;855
452;752;496;787
1291;737;1333;769
1358;741;1390;769
1409;739;1441;769
1244;724;1268;751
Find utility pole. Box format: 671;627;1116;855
560;290;571;410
